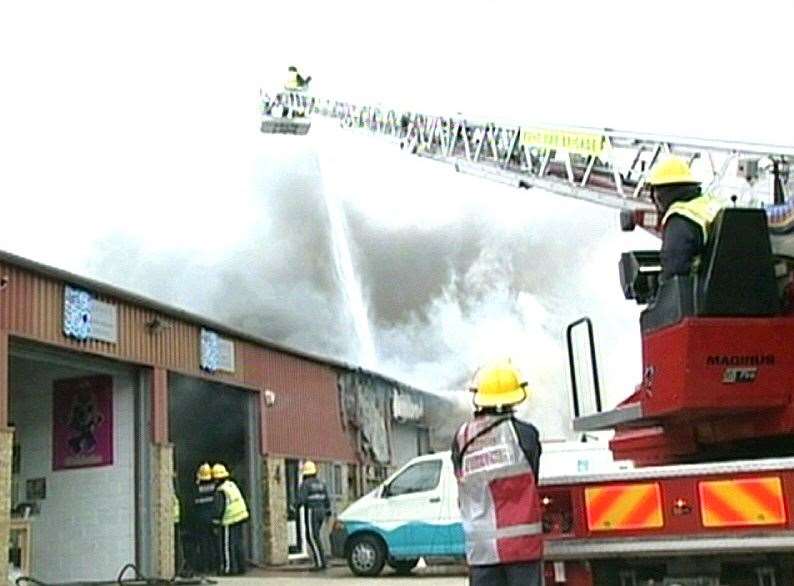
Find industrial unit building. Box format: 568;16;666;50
0;250;434;581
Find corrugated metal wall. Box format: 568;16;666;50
0;258;358;463
258;348;356;463
391;423;420;468
0;261;249;388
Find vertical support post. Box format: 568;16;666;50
152;443;175;578
0;330;8;428
0;428;12;583
152;368;168;445
149;367;174;578
0;331;10;582
262;457;288;565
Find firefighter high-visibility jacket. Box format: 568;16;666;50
173;494;180;524
660;193;722;279
452;414;543;566
216;479;250;526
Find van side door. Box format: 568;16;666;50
381;458;444;557
435;457;465;556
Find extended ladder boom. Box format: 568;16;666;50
261;90;794;228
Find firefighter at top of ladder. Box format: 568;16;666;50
285;66;311;92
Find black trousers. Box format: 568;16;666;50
193;524;217;574
303;507;327;569
219;522;246;575
470;561;544;586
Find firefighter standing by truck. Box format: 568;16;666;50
212;463;250;575
451;361;543;586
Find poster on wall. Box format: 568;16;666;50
53;375;114;470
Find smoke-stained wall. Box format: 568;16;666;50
338;371;445;466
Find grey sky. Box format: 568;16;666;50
2;1;791;438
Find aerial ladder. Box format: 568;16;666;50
261;78;794;586
261;85;794;232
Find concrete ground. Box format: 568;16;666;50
213;562;469;585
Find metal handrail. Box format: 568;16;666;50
566;317;602;419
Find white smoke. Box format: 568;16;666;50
319;130;659;439
78;125;658;444
375;245;570;438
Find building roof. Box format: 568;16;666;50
0;249;425;393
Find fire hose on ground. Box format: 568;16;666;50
14;563;217;586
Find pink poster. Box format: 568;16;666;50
53;375;114;470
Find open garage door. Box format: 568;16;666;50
168;374;262;573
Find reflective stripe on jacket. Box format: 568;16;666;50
218;479;249;526
663;194;722;243
194;481;216;525
173;494;180;524
455;415;543;565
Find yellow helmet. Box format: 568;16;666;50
211;463;229;480
302;460;317;476
470;361;528;408
196;463;212;482
647;156;698;186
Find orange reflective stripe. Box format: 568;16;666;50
585;483;663;531
699;477;786;528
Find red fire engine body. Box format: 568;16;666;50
261;83;794;585
540;208;794;585
540;457;794;585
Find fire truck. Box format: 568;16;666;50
260;79;794;586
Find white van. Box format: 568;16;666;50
330;443;626;576
330;452;463;576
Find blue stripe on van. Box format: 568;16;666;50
345;521;465;558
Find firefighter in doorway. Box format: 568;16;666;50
296;460;332;570
451;360;543;586
212;463;250;575
192;463;217;575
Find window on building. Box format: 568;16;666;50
385;460;442;497
321;463;346;506
416;427;431;455
332;464;343;496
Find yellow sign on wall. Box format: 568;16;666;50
520;128;606;157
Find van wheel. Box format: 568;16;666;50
389;558;419;575
347;534;386;577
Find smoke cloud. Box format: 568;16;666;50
87;126;658;441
